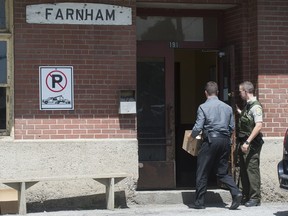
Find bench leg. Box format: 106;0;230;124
94;178;115;210
4;182;38;215
4;182;26;215
106;178;114;210
19;182;27;215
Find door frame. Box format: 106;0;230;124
136;42;234;189
218;45;237;179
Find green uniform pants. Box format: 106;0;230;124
239;142;263;202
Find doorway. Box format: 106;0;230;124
135;5;236;190
174;49;218;188
137;43;219;189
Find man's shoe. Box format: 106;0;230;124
245;199;261;207
241;197;248;205
229;193;242;210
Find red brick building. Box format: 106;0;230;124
0;0;287;206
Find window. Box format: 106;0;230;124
0;0;13;136
0;0;6;29
136;16;218;42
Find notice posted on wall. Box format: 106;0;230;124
39;66;74;110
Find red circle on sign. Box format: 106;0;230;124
46;70;67;92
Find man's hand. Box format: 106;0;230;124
241;143;250;154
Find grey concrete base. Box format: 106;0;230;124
259;137;288;202
0;139;139;205
0;136;288;207
132;137;288;206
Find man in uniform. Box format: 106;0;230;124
237;81;264;207
191;81;242;210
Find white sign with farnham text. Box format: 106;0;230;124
26;3;132;25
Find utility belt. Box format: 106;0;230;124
237;132;264;145
203;131;229;143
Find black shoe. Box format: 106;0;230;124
189;204;205;209
245;199;261;207
229;193;242;210
241;197;248;205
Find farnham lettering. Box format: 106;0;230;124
45;8;115;21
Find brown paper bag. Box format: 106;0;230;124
182;130;202;156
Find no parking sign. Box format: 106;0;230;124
39;66;74;110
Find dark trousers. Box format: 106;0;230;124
195;137;240;206
238;142;262;201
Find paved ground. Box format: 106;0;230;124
9;202;288;216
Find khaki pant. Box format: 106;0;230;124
238;141;263;202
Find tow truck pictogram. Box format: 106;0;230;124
42;95;70;104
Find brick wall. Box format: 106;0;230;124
224;0;288;137
14;0;288;139
14;0;137;139
257;0;288;137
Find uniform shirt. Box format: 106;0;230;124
191;96;234;138
247;97;263;123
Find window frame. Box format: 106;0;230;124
0;0;14;136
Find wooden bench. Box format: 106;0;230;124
0;173;129;215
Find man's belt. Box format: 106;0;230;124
203;132;229;142
209;132;229;139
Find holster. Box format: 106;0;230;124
236;133;264;157
253;132;264;145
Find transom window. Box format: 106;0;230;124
136;16;218;42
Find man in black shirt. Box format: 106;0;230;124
191;81;242;210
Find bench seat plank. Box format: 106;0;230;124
0;173;128;183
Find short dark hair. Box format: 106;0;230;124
239;81;254;94
205;81;218;96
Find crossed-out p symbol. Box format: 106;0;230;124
46;70;67;92
52;74;63;88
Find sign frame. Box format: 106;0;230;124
39;66;74;110
26;3;132;25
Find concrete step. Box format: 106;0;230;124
133;189;232;205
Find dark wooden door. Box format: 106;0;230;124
137;41;176;189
